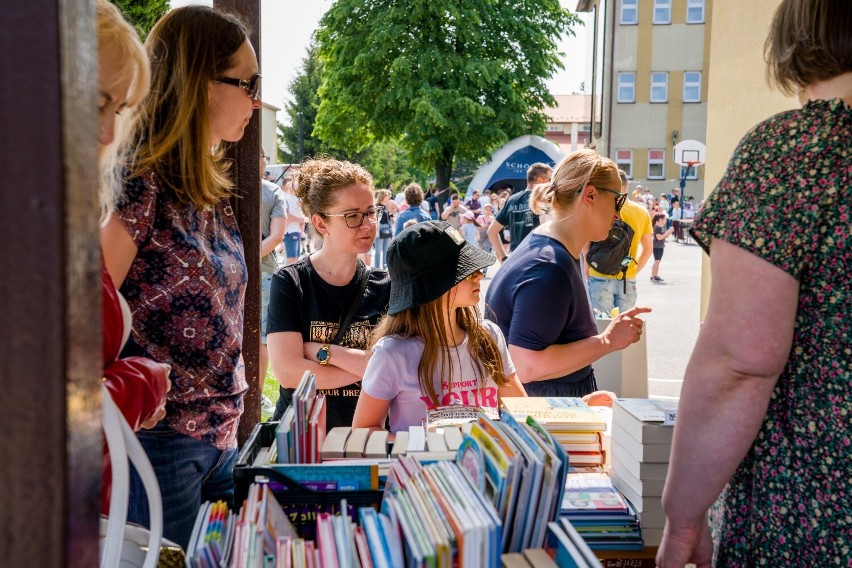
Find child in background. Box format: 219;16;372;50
460;211;480;245
352;221;527;432
651;213;675;282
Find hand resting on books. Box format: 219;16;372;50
581;390;617;407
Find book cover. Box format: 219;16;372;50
501;398;606;432
321;427;352;460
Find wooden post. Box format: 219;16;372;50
214;0;263;445
0;0;102;565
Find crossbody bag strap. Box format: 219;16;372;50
331;265;371;345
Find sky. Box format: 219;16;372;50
172;0;591;121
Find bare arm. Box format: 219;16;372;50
261;217;286;259
510;306;651;382
440;205;453;220
267;331;362;390
635;233;653;274
657;239;798;568
101;214;138;288
487;219;508;261
351;391;392;431
303;341;370;378
497;372;527;398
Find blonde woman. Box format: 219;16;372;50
485;149;651;397
100;6;261;547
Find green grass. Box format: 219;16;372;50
262;367;280;402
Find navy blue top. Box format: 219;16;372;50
485;233;597;384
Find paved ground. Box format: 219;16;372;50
481;237;704;401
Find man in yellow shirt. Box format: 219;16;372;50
587;170;653;312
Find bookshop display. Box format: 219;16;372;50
181;371;677;567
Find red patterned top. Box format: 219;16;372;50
115;171;248;450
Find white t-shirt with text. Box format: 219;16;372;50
361;319;515;432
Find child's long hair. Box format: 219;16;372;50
371;293;508;408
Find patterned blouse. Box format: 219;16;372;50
691;98;850;565
116;171;248;450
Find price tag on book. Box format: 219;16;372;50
652;400;677;426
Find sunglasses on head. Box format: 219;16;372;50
214;73;262;101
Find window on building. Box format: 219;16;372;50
687;0;705;23
683;71;702;102
615;149;633;179
618;72;636;103
650;72;668;103
648;149;665;179
680;164;699;180
653;0;671;24
620;0;638;24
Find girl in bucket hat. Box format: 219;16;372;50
352;221;527;433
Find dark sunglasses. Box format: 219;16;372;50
214;73;262;101
321;206;384;229
596;187;628;212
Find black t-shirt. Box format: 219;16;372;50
653;225;667;249
267;257;391;429
485;233;597;387
493;189;539;251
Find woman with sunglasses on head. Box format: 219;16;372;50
100;6;260;548
352;221;526;433
266;156;391;429
485;149;651;398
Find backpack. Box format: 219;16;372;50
586;220;635;292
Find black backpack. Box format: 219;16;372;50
586;220;635;292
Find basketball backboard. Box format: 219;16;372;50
673;140;706;166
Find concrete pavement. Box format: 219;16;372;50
481;236;705;400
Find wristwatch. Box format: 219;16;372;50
317;343;332;366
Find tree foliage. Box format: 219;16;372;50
280;44;431;189
111;0;168;40
315;0;579;188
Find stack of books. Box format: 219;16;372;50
560;472;642;551
609;398;676;547
320;424;466;462
501;397;607;468
275;371;326;464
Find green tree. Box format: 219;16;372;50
280;42;334;163
315;1;579;189
111;0;168;39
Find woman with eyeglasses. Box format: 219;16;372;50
100;6;260;548
266;156;391;430
352;221;527;433
485;149;651;397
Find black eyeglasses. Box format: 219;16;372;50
596;187;628;212
321;206;384;229
261;154;270;164
214;73;262;101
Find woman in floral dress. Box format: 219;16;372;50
657;1;851;566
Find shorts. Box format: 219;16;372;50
653;248;664;261
283;232;301;258
260;272;273;344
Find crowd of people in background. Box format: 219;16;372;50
91;0;848;561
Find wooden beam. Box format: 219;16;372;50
0;0;101;565
214;0;263;445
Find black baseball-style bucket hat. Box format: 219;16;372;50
386;221;496;315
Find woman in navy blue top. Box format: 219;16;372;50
485;149;651;397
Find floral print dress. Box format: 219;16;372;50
690;98;851;565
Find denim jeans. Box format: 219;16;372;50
589;276;638;314
128;423;238;549
260;272;273;343
374;236;391;269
